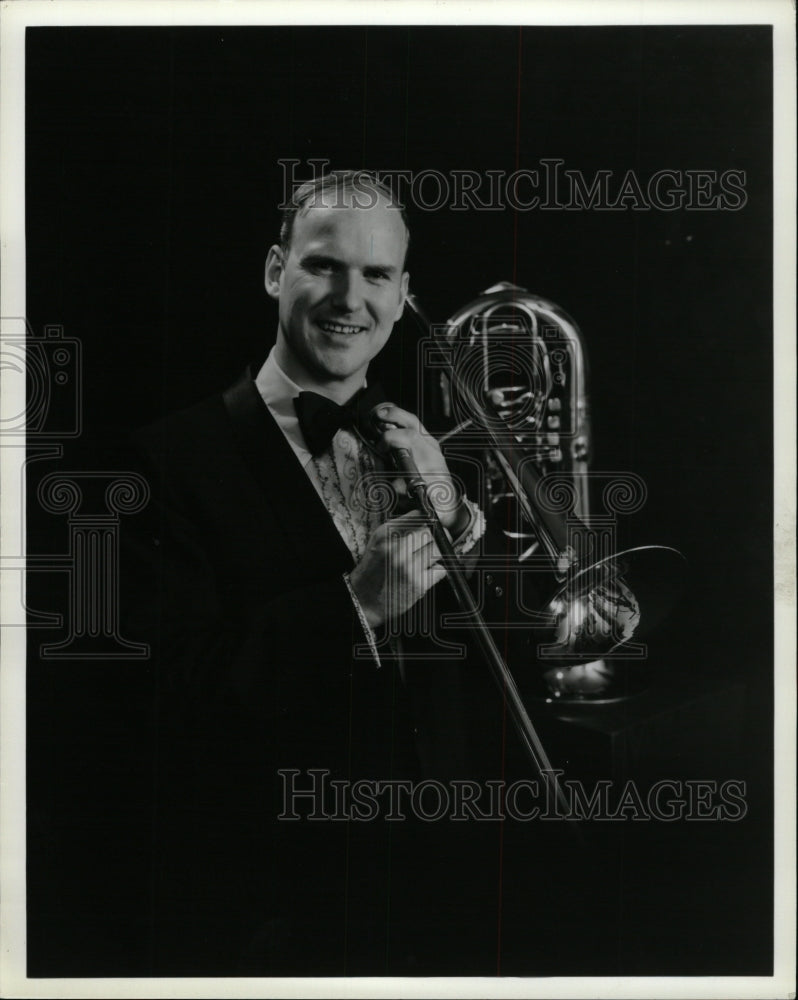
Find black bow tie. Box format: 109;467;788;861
294;383;387;457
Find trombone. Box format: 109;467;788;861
394;284;685;807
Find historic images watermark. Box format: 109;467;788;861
2;316;150;657
279;158;748;213
277;769;748;823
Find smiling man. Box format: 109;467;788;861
257;173;479;632
124;171;487;976
266;176;409;395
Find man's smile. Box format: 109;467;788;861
317;319;369;335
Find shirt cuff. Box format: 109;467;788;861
342;571;382;669
449;496;487;556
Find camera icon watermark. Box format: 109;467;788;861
0;316;82;439
1;317;149;658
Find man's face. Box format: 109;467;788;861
265;193;409;392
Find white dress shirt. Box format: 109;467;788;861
256;350;386;564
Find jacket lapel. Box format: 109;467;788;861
221;367;354;577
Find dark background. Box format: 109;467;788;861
25;26;773;977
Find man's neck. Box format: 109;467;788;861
273;340;366;404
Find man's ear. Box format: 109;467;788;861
264;245;284;300
394;271;410;321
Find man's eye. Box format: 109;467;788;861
305;260;336;274
365;271;390;283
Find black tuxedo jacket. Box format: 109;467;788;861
122;368;489;975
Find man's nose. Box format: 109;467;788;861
330;269;365;313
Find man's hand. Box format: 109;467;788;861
369;403;470;537
347;510;448;629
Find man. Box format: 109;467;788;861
124;171;489;976
261;169;482;638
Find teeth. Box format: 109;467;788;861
319;320;364;335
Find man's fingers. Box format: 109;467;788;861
371;402;424;435
409;537;442;571
380;427;416;453
424;563;448;591
378;509;430;537
391;477;408;498
379;514;436;559
383;530;442;573
391;530;435;563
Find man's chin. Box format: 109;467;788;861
309;349;370;383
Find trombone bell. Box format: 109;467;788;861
419;283;686;702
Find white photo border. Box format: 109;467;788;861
1;2;795;998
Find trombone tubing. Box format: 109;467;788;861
398;451;574;821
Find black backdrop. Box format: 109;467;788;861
25;25;774;977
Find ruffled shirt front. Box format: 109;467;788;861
255;348;485;664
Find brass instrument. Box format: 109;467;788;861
407;283;685;703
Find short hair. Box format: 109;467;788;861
279;170;410;259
